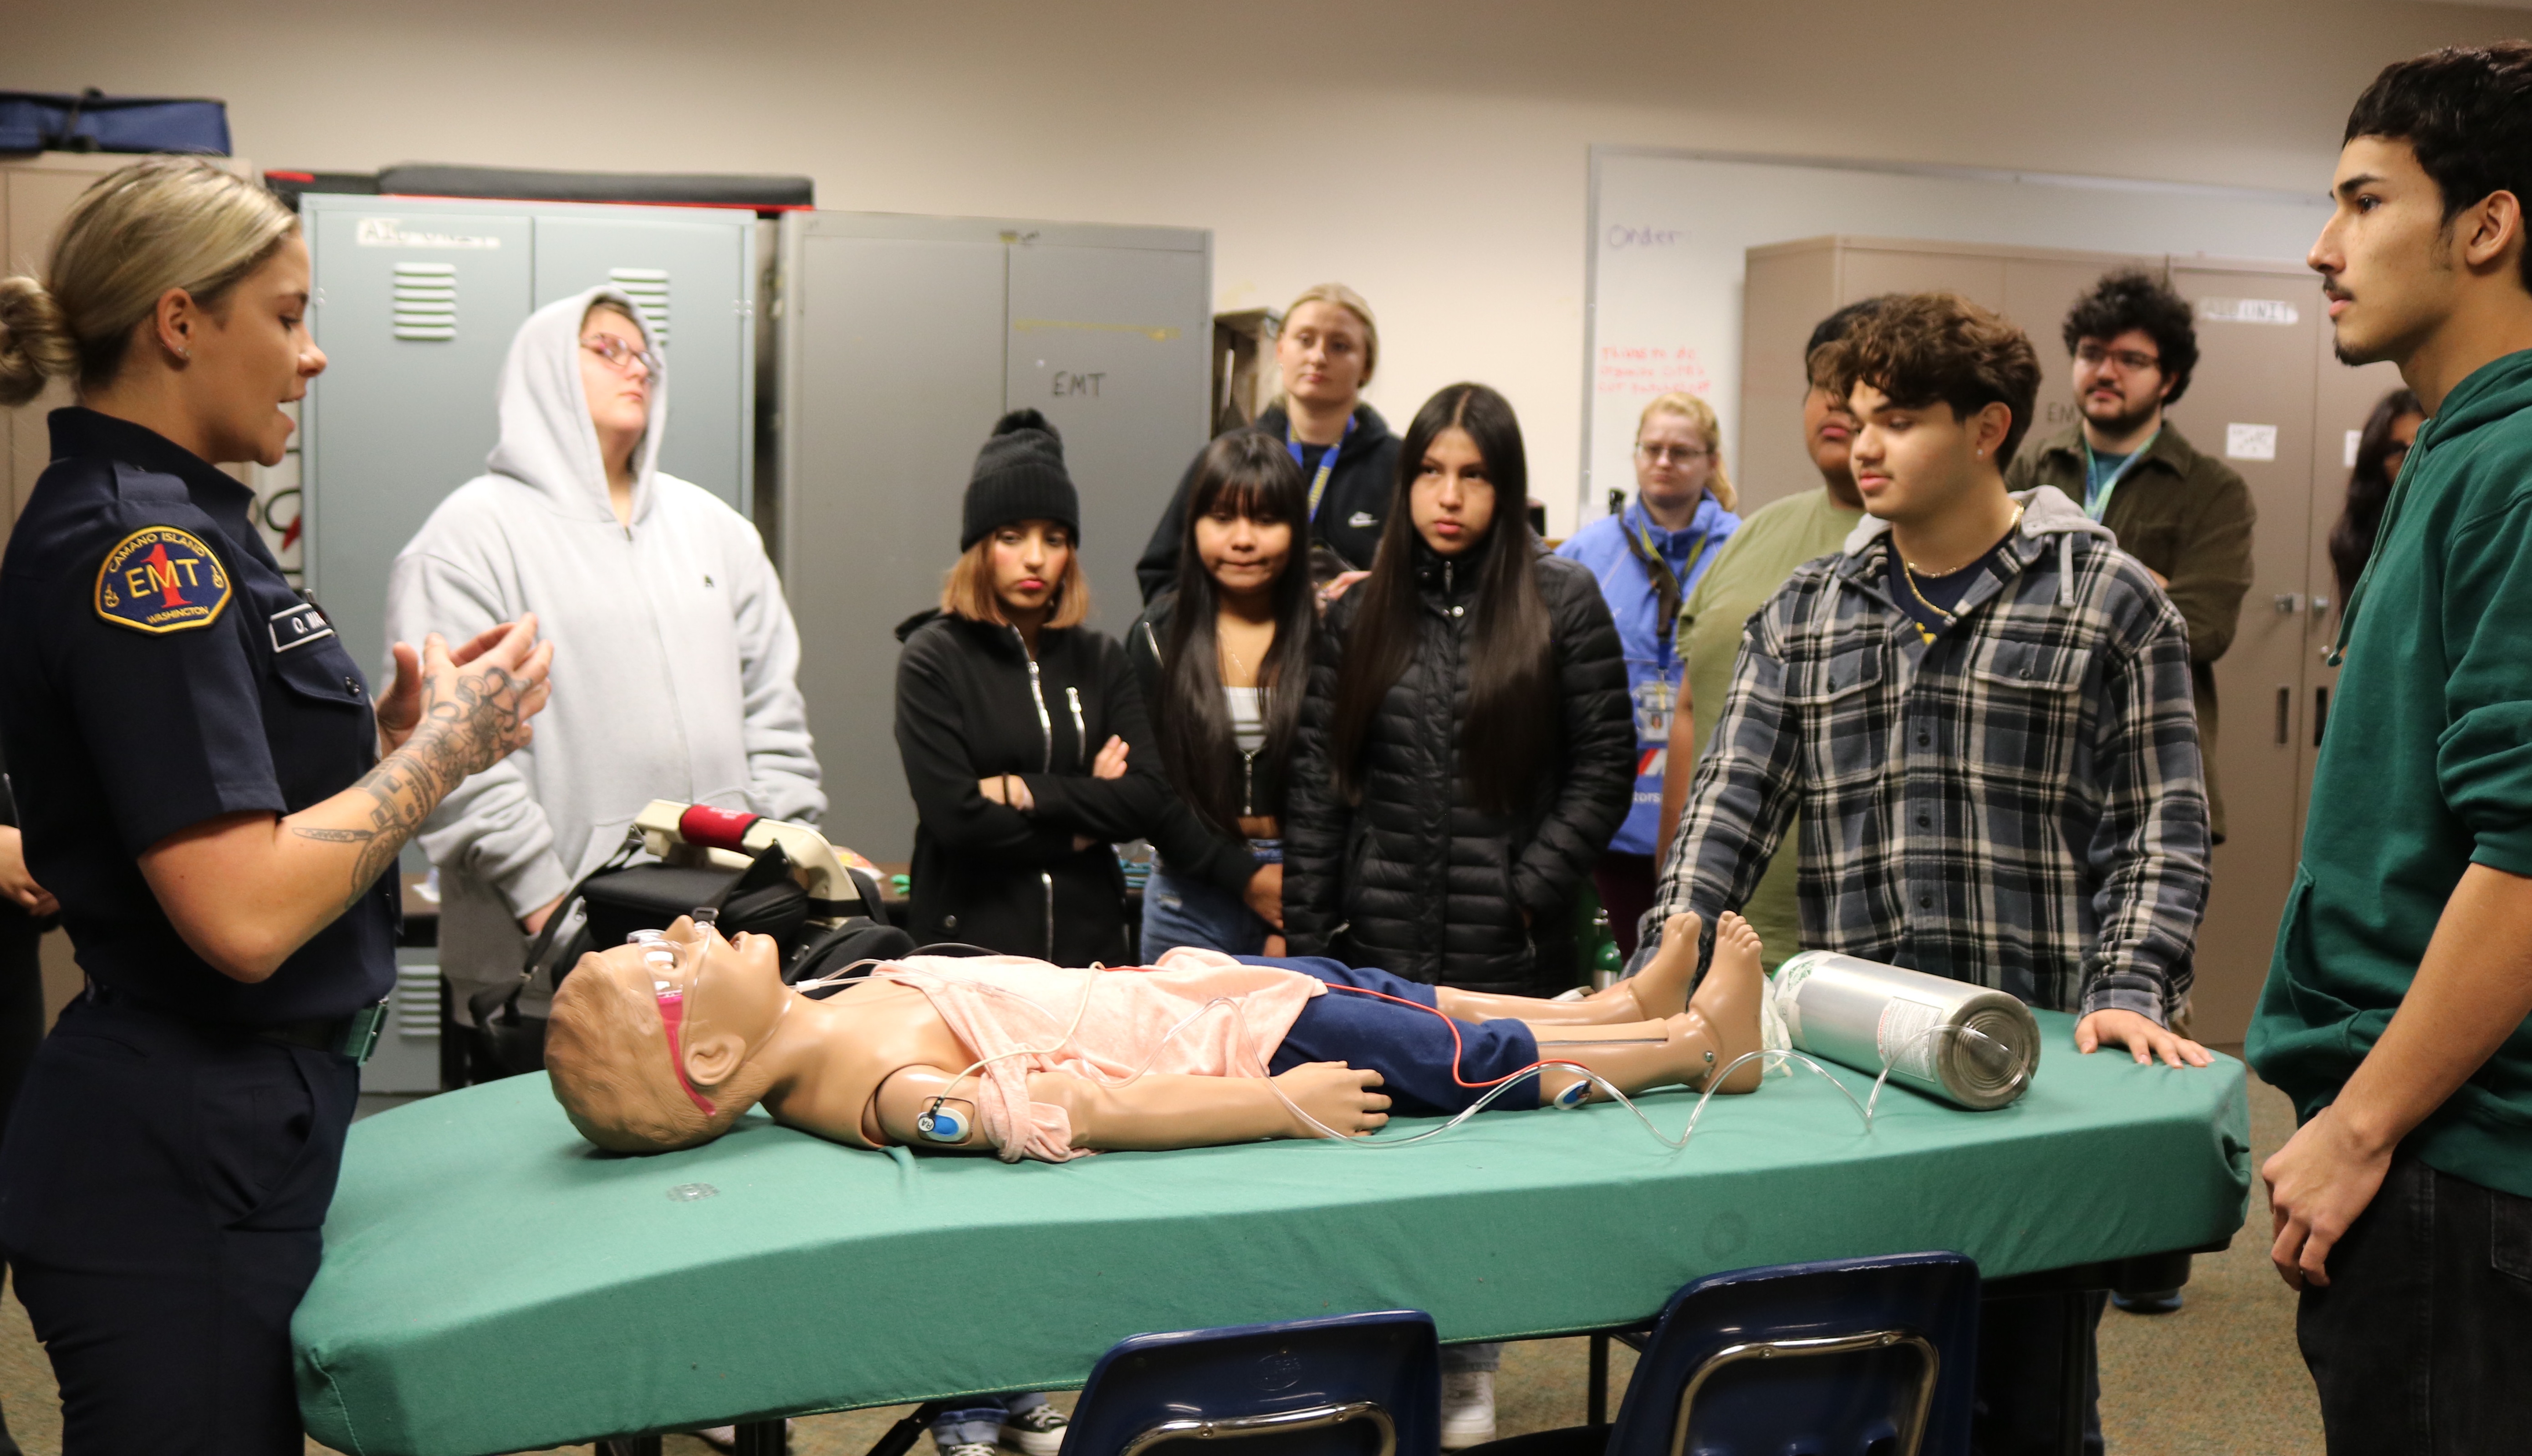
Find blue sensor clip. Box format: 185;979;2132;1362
915;1101;970;1143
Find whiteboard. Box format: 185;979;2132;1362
1580;148;2336;522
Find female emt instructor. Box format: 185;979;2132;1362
0;158;551;1451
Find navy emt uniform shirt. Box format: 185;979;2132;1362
0;408;395;1026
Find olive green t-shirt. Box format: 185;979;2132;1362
1675;488;1866;970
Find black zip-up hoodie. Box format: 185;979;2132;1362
1134;402;1402;602
1283;540;1634;994
893;610;1169;962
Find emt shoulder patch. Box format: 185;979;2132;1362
94;526;234;635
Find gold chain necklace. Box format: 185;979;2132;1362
1899;504;2022;625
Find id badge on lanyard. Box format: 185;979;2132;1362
1290;416;1354;523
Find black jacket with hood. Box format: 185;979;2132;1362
893;610;1169;963
1135;402;1402;602
1283;541;1635;995
1124;591;1295;898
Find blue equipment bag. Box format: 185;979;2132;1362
0;88;231;155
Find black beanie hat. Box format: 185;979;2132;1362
962;409;1079;550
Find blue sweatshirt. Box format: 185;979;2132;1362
1555;496;1739;855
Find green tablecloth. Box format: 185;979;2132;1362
296;1011;2249;1456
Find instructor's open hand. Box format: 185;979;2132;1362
399;616;554;784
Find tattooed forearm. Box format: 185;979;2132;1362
310;658;541;912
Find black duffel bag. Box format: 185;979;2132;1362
464;832;912;1081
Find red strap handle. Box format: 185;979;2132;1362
678;804;762;853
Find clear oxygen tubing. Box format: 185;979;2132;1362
780;953;2032;1155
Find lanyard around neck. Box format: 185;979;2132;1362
2081;428;2159;522
1288;415;1353;522
1622;504;1712;658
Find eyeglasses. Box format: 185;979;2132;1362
582;334;662;380
2075;343;2161;374
1635;443;1709;466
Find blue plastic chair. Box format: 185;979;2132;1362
1468;1253;1980;1456
1062;1309;1443;1456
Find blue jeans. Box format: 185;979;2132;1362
1140;841;1281;957
932;1393;1046;1447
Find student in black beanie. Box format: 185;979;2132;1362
891;409;1170;967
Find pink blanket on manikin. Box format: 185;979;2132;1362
871;948;1324;1162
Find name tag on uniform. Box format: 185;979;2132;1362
94;526;233;635
269;601;334;653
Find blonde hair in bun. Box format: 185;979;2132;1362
0;157;295;408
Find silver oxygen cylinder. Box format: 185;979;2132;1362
1773;951;2041;1110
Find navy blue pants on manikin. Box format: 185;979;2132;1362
1248;956;1542;1115
0;990;359;1454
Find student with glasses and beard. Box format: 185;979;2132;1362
2006;269;2253;850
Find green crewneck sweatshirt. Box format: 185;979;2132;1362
2248;348;2532;1198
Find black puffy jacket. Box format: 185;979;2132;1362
1283;543;1634;994
893;611;1169;963
1135;403;1402;602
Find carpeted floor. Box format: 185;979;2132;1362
0;1066;2321;1455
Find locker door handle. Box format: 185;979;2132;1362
2314;686;2330;748
2276;685;2291;746
2274;593;2305;614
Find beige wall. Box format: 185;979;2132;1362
4;0;2517;534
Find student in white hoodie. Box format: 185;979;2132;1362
389;288;822;1027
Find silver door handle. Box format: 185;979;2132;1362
2274;593;2305;614
2311;595;2332;616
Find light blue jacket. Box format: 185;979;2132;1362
1554;496;1739;855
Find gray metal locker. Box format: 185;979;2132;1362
298;194;757;681
776;211;1212;862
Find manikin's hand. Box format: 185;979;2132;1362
1273;1061;1389;1137
1090;735;1128;779
2074;1008;2211;1068
0;826;58;918
1243;862;1285;929
2262;1102;2392;1290
375;619;542;759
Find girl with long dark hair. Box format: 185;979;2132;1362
2328;387;2424;602
1284;382;1634;995
1128;434;1316;955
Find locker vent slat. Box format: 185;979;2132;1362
392;261;457;341
394;964;440;1037
609;267;670;345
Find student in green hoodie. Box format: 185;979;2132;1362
2249;42;2532;1449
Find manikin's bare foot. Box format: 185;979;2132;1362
1603;911;1700;1022
1681;912;1766;1094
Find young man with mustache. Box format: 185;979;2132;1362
2251;43;2532;1451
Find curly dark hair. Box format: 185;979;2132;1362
2060;269;2199;407
2346;42;2532;291
1811;291;2043;468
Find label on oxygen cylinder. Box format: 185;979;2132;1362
1875;994;1948;1081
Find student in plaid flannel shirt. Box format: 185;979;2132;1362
1633;291;2219;1449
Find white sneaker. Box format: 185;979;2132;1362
1440;1370;1496;1449
1001;1403;1071;1456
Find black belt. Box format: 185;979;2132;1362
82;986;388;1065
257;1001;389;1064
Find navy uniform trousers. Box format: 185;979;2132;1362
0;991;357;1453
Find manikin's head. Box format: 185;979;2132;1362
545;918;792;1153
1812;292;2039;530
